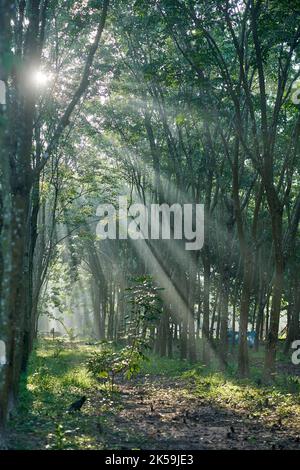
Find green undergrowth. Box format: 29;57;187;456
182;368;300;422
142;349;300;430
9;339;107;450
7;339;300;449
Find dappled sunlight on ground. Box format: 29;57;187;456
7;340;300;450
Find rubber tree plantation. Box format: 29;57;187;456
0;0;300;452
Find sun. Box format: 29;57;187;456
32;69;51;87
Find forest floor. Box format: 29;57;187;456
7;339;300;450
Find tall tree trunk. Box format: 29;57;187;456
202;255;210;364
264;207;284;379
238;250;251;377
284;278;300;354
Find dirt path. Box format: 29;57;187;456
95;376;300;450
6;345;300;451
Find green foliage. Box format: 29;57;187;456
51;423;67;450
125;275;163;316
141;355;195;377
9;340;300;450
9;340;102;449
52;339;65;358
86;341;148;391
86;277;163;391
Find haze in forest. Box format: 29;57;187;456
0;0;300;452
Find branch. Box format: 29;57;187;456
36;0;109;175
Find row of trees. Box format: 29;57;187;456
76;0;300;380
0;0;110;434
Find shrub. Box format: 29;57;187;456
86;342;147;391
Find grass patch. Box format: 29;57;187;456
8;339;105;450
7;339;300;449
180;365;300;429
141;348;300;432
140;355;195;377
